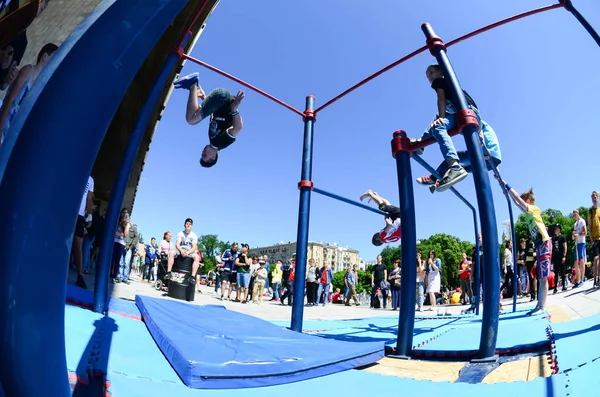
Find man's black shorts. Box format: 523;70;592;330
379;204;401;221
593;240;600;257
74;215;86;239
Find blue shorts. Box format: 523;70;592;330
237;272;250;288
575;242;587;261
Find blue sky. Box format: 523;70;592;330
132;0;600;262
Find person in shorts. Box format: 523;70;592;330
572;209;587;288
589;191;600;287
220;242;239;300
173;72;245;168
359;189;401;246
503;181;550;316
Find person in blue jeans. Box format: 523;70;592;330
173;72;245;168
412;64;501;193
144;237;158;282
316;262;334;306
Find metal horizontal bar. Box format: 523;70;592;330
312;187;388;217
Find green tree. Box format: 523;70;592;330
416;233;472;289
197;234;231;274
332;270;347;294
380;245;401;270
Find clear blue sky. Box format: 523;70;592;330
132;0;600;262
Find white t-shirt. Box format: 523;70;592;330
575;219;587;244
176;231;198;254
78;176;94;217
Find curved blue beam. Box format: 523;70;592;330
312;187;388;217
0;0;191;395
422;23;500;361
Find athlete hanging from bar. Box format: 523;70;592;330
359;190;401;246
173;72;245;168
411;64;502;193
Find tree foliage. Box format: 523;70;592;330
377;233;474;289
332;270;372;294
197;234;231;273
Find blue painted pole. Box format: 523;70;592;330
473;211;481;315
392;131;417;357
313;187;388;217
562;0;600;48
290;96;315;332
93;33;192;313
422;23;500;360
0;0;190;395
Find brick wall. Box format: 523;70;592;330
20;0;103;66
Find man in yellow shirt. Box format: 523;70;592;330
503;181;551;316
589;191;600;287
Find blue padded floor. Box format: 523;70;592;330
283;316;457;349
413;309;550;357
106;361;572;397
551;312;600;373
135;295;384;389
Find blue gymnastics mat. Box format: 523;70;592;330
413;309;550;357
551;312;600;373
106;361;572;397
135;295;384;389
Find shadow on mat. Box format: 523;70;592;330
72;315;117;397
312;323;433;345
553;323;600;340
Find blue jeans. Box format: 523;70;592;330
317;283;330;305
119;248;133;281
391;288;401;309
422;107;482;163
272;282;281;300
199;88;233;120
82;235;95;272
237;272;250;288
416;281;425;309
344;285;349;298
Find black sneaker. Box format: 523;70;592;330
164;272;172;280
436;166;468;192
76;275;87;290
410;138;425;155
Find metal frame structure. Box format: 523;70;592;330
1;2;598;395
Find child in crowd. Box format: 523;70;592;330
252;259;268;304
412;64;502;193
503;182;551;316
173;72;245;168
359;189;401;246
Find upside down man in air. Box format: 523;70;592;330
360;190;401;246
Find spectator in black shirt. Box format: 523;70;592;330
551;224;568;293
370;255;388;309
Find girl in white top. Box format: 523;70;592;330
416;252;426;311
426;250;442;310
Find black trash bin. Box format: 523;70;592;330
167;256;195;302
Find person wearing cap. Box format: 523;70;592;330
551;223;567;293
359;189;401;246
252;259;268;304
165;218;201;284
172;72;245;168
235;244;251;303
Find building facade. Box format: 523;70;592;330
249;242;360;272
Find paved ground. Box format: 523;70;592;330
70;268;600;322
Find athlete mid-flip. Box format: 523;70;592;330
360;190;401;246
173;72;245;168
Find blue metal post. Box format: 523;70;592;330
422;23;500;360
93;33;192;313
473;212;481;315
312;187;388;216
0;0;190;395
290;96;316;332
563;0;600;48
392;131;417;357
